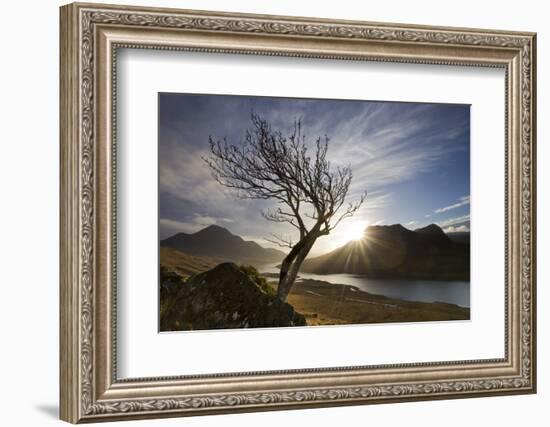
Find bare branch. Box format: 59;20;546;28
264;232;294;249
261;208;301;231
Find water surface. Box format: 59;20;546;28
260;264;470;308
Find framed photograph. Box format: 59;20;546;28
60;2;537;423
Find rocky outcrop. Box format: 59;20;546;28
160;263;306;331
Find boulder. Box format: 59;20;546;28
160;263;306;331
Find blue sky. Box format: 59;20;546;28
159;93;470;256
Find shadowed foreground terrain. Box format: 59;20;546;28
160;247;469;331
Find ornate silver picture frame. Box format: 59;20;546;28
60;2;536;423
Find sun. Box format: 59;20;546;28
343;221;368;242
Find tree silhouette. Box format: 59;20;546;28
204;113;366;302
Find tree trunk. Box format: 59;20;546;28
277;253;299;301
276;235;318;302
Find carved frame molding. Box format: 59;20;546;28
60;2;536;423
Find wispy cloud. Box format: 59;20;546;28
327;105;469;193
443;224;470;233
437;214;470;228
435;195;470;214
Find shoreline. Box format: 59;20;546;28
261;271;470;308
265;276;470;326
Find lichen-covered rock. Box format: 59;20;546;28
160;262;306;331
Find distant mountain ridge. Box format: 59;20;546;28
301;224;469;281
160;225;285;266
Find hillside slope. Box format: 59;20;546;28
301;224;469;281
159;246;218;278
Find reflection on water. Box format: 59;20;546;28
260;264;470;308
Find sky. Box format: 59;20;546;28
159;93;470;256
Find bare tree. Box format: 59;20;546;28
203;113;366;302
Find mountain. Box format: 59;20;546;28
160;225;286;266
447;232;470;244
300;224;469;281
